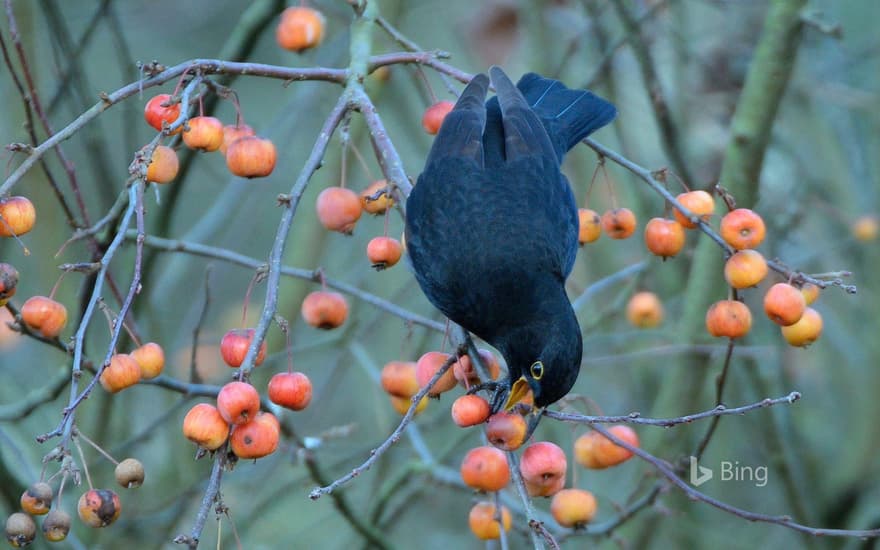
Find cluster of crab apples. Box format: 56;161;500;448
378;349;641;539
181;329;312;460
572;189;828;347
5;457;144;545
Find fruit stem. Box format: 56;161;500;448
75;429;120;466
47;271;67;301
73;437;94;490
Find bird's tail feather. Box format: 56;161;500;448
427;73;489;166
489;66;557;162
516;73;617;161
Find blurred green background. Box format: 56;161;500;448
1;0;879;548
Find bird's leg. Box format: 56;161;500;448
466;377;509;414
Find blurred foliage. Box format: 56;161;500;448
1;0;879;549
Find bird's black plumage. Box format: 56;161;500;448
405;67;616;410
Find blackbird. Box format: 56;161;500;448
405;67;616;416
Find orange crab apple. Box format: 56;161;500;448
216;381;260;425
360;180;395;215
520;441;567;497
781;307;823;347
468;502;511;540
460;446;510;492
230;411;280;459
301;291;349;329
100;354;141;393
626;291;663;328
705;300;752;339
720;208;766;250
0;196;36;237
145;145;179;184
422;101;455;135
268;372;313;411
486;411;528;451
644;217;686;258
451;394;491;427
316;187;362;234
415;351;456;396
763;282;806;326
673;190;715;228
367;236;403;270
724;249;768;289
182;403;229;450
143;93;181;134
226;136;276;178
551;489;598;527
380;360;419;398
220;328;267;368
182;116;224;152
577;208;602;244
130;342;165;379
276;6;326;52
600;208;637;239
219;123;255;155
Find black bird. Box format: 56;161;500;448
405;67;616;416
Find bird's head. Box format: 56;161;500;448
501;305;583;410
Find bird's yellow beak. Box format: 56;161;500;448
504;376;531;410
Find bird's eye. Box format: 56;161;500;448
530;361;544;380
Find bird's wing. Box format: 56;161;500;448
488;66;557;163
515;73;617;162
424;73;489;167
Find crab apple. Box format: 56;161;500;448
380;360;419;398
0;263;18;306
130;342;165;379
673;190;715;228
460;446;510;492
100;353;141;393
217;381;260;425
724;249;768;289
800;283;820;305
764;282;806;326
720;208;766;250
360;180;395;215
220;328;267;368
219;123;255;155
486;411;528;451
20;482;53;515
468;502;511;540
389;394;428;415
551;489;598;527
316;187;362;234
5;512;35;547
577;208;602;245
0;196;36;237
182;116;224;152
644;217;686;258
182;403;229;450
20;296;67;338
276;6;326;52
415;351;457;396
230;411;280;459
453;349;501;389
143;93;181;133
451;395;491;427
705;300;752;339
145;145;179;184
301;290;349;329
226;136;276;178
42;509;71;542
115;458;145;489
781;307;823;347
267;372;313;411
422;101;455;135
574;425;639;469
601;208;637;239
77;489;121;528
367;236;403;270
626;291;663;328
520;441;567;497
852;214;879;241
